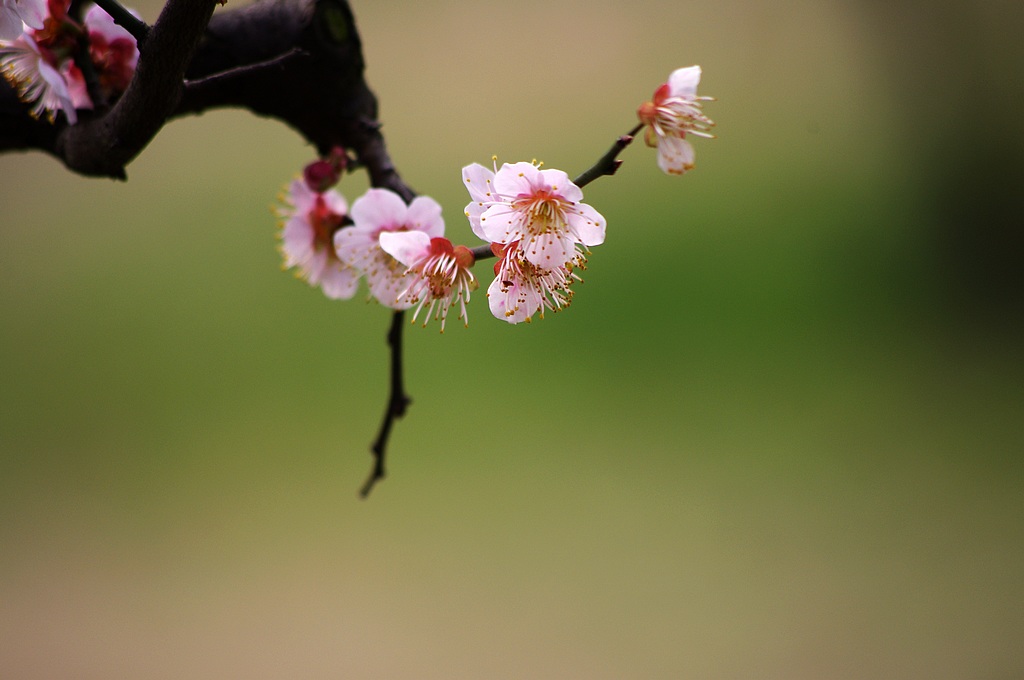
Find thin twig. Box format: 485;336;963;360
361;310;411;498
572;122;643;188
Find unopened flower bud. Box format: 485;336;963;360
303;159;340;193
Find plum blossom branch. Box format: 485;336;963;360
362;309;411;498
56;0;218;178
572;122;643;188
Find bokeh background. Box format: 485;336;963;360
2;0;1022;677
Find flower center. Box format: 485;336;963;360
308;195;344;259
512;189;566;236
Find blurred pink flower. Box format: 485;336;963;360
85;4;139;98
637;65;716;175
0;34;79;122
277;178;360;299
334;188;445;309
0;0;45;41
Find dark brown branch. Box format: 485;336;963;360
572;123;643;188
2;0;404;185
55;0;219;178
361;310;412;498
1;0;420;497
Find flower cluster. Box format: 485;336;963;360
0;0;139;124
275;66;715;330
463;160;605;323
277;155;478;331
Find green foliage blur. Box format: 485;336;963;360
1;0;1021;677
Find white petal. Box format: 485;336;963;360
657;135;696;175
464;200;489;241
0;10;24;40
667;66;701;98
487;276;540;324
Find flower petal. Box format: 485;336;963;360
566;202;606;246
657;135;696;175
319;263;360;300
350;188;408;232
379;230;431;267
667;65;701;98
487;275;540;324
404;196;444;237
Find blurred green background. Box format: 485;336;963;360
2;0;1022;677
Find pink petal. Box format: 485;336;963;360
320;263;360;300
404;196;444;237
379;230;431;267
287;179;316;213
281;217;314;264
462;163;495;202
322;188;348;217
566;203;606;247
350;188;408;232
493;161;542;197
537;167;582;203
521;232;575;269
478;203;518;245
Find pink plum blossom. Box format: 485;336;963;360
85;4;139;98
637;65;716;175
379;232;477;331
462;160;605;269
0;34;79;122
486;241;580;324
334;188;445;309
0;0;45;41
277;178;360;299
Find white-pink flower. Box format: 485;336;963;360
0;34;80;123
85;4;139;97
334;188;445;309
0;0;45;41
379;232;477;331
486;241;579;324
277;178;360;299
637;66;716;175
462;160;605;269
